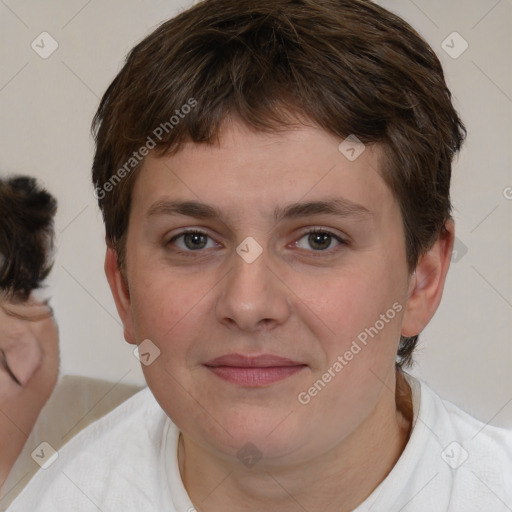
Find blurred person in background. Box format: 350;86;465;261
0;175;142;510
0;175;59;488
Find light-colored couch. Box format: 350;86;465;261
0;375;143;510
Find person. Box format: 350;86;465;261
0;177;142;510
0;176;59;488
7;0;512;510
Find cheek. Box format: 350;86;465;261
290;270;405;436
285;263;404;352
128;267;216;356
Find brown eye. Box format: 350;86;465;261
295;229;346;252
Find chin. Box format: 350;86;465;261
194;409;312;464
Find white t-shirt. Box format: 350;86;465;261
0;375;143;511
6;373;512;511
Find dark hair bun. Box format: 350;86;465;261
0;175;57;300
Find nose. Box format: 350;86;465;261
215;243;291;333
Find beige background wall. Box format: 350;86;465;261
0;0;511;426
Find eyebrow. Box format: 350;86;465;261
146;197;372;223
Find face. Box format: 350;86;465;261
113;121;415;465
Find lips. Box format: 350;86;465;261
204;353;304;367
203;353;307;386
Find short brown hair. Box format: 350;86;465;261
0;175;57;301
91;0;466;368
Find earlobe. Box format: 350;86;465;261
104;247;136;344
401;220;455;337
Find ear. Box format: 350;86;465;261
401;219;455;337
104;247;136;345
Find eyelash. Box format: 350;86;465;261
166;228;348;257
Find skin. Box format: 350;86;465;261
106;119;454;512
0;295;59;488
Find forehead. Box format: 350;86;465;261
131;121;395;222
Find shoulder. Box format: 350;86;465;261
417;375;512;451
6;386;170;511
409;373;512;505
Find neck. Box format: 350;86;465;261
178;369;413;512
